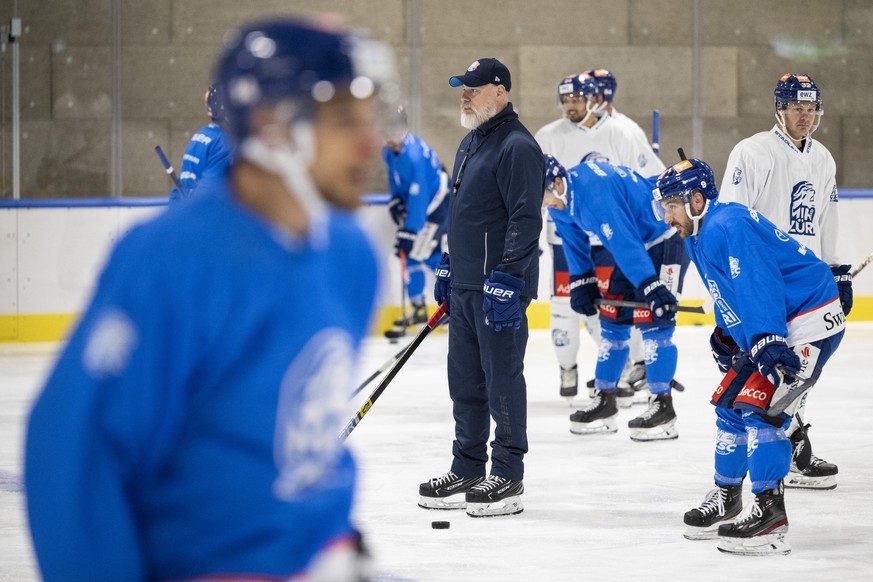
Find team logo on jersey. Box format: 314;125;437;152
829;184;839;202
732;167;743;185
748;209;760;222
637;153;647;168
729;256;741;279
789;181;816;236
600;223;614;240
83;307;139;379
643;338;658;365
715;429;740;456
707;279;741;327
273;328;355;500
774;229;791;243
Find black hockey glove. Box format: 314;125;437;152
831;264;853;316
749;334;800;388
709;326;739;374
387;197;407;226
569;272;599;316
394;229;416;258
639;275;678;326
433;253;451;314
483;271;524;332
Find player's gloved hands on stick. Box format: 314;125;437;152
394;229;416;258
482;271;524;332
387;197;407;226
749;334;800;388
709;326;739;374
831;264;853;316
639;275;678;325
433;253;451;314
569;272;599;316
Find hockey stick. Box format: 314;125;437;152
154;145;182;188
651;110;660;156
351;315;448;401
385;251;410;341
340;302;447;441
851;250;873;278
595;298;706;314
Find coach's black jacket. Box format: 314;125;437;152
447;102;543;299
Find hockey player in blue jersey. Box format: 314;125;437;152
382;107;449;337
652;158;845;555
542;155;689;441
26;17;397;581
169;83;234;203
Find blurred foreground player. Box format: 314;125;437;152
542;156;688;441
719;73;850;490
26;16;397;581
653;159;844;555
382;106;449;339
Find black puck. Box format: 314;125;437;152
431;520;450;529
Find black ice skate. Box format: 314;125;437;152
569;390;618;435
385;302;428;341
627;392;678;441
559;364;578;399
465;475;524;517
786;421;838;490
418;471;485;510
717;483;790;556
586;378;596;398
683;484;743;540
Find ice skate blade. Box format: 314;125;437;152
569;416;618;435
629;419;678;442
784;473;837;490
466;496;523;517
717;528;791;556
418;495;467;511
684;521;734;541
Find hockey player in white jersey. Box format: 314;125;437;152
653;158;845;555
534;71;664;403
719;74;852;490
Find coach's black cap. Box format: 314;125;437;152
449;58;511;92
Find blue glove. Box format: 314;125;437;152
387;197;407;226
831;264;853;316
433;253;451;314
482;271;524;332
639;275;678;326
394;229;416;258
569;272;599;316
749;334;801;388
710;326;739;374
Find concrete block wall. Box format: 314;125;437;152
0;0;871;198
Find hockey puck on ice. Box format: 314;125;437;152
431;520;450;529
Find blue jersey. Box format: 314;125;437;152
382;133;447;232
25;175;379;580
549;161;671;287
170;122;234;202
686;199;843;350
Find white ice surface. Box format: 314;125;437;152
2;325;872;581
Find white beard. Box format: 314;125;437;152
460;102;498;129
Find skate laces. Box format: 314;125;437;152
580;392;605;411
697;487;728;517
471;476;506;492
639;396;663;420
431;472;458;486
808;455;826;468
736;496;763;523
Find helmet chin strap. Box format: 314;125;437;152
686;198;710;237
775;110;821;143
238;122;329;247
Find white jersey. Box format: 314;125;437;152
534;115;664;177
719;125;842;265
609;108;664;174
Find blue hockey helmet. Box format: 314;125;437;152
205;83;227;123
583;69;617;103
654;158;718;204
214;17;398;145
557;73;592;101
543;154;567;188
774;73;821;112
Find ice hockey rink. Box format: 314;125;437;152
2;323;872;581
